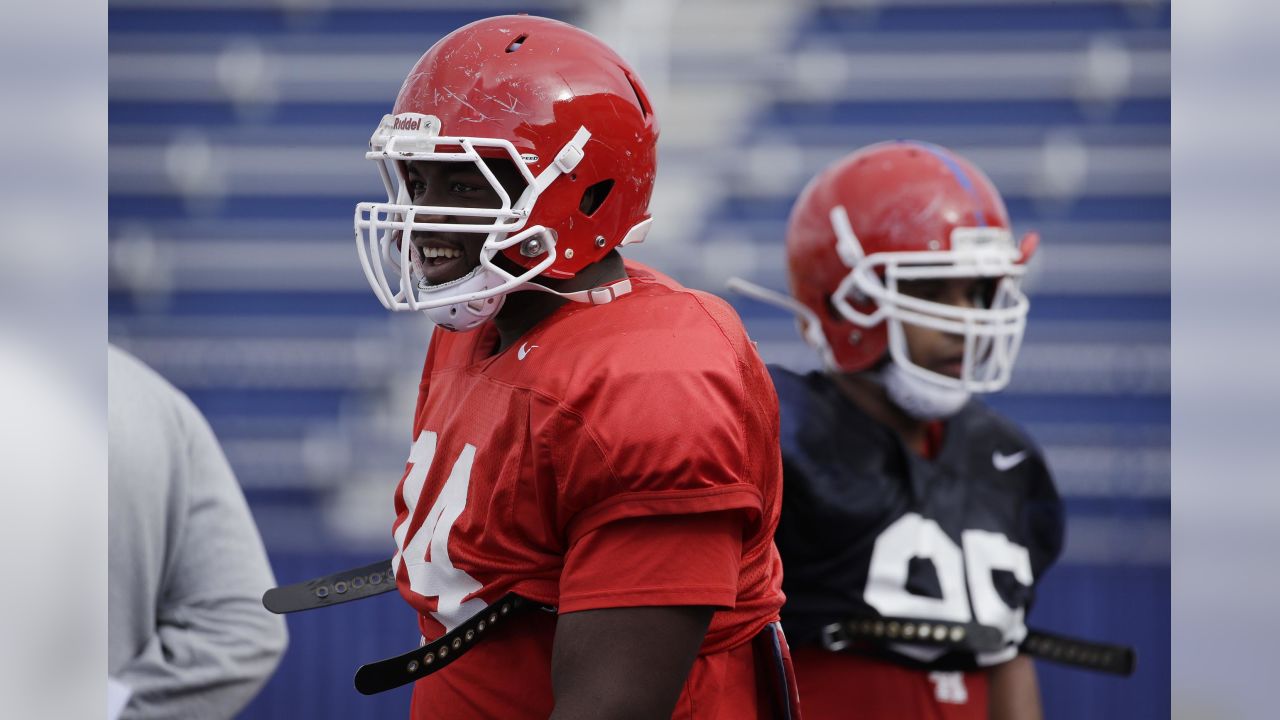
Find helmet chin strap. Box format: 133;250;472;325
416;266;633;332
417;266;509;332
874;362;971;421
523;276;633;306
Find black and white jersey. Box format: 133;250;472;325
770;366;1064;670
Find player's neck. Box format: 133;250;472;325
491;251;627;354
829;371;931;456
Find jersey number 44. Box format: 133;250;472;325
393;430;489;632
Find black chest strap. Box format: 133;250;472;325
819;615;1136;676
354;593;553;695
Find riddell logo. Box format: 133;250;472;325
393;117;423;131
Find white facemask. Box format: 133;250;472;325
830;207;1031;395
355;114;641;330
353;113;588;322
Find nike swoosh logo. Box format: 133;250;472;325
517;342;539;361
992;450;1028;472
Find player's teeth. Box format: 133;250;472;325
423;247;461;258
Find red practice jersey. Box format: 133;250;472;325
391;261;787;719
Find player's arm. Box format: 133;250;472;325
988;449;1058;720
548;507;747;720
115;397;288;718
542;354;762;719
549;605;713;720
987;654;1043;720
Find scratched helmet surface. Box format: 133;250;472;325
353;15;660;324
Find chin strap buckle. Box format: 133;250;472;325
585;278;632;305
534;126;593;193
554;142;585;174
558;278;633;306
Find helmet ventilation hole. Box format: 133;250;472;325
506;34;528;53
579;179;614;216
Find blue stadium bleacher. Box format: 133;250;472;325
108;1;1169;717
800;2;1169;34
109;7;565;35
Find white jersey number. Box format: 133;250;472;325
392;430;488;632
864;512;1032;665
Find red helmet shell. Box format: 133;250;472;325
786;140;1021;372
392;16;658;279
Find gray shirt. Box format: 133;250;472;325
108;345;287;719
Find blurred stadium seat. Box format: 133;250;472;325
108;0;1169;717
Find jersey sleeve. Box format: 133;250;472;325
536;312;774;547
984;408;1066;596
1021;449;1065;593
558;511;745;612
107;348;288;718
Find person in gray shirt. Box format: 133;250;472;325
108;344;287;718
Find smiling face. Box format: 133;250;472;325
896;276;998;379
399;157;530;286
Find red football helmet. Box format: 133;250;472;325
737;141;1038;399
354;16;658;327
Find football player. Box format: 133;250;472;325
731;141;1063;719
351;16;796;720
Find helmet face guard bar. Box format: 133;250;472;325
355;203;559;312
353;113;590;312
830;215;1032;394
726;276;839;370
